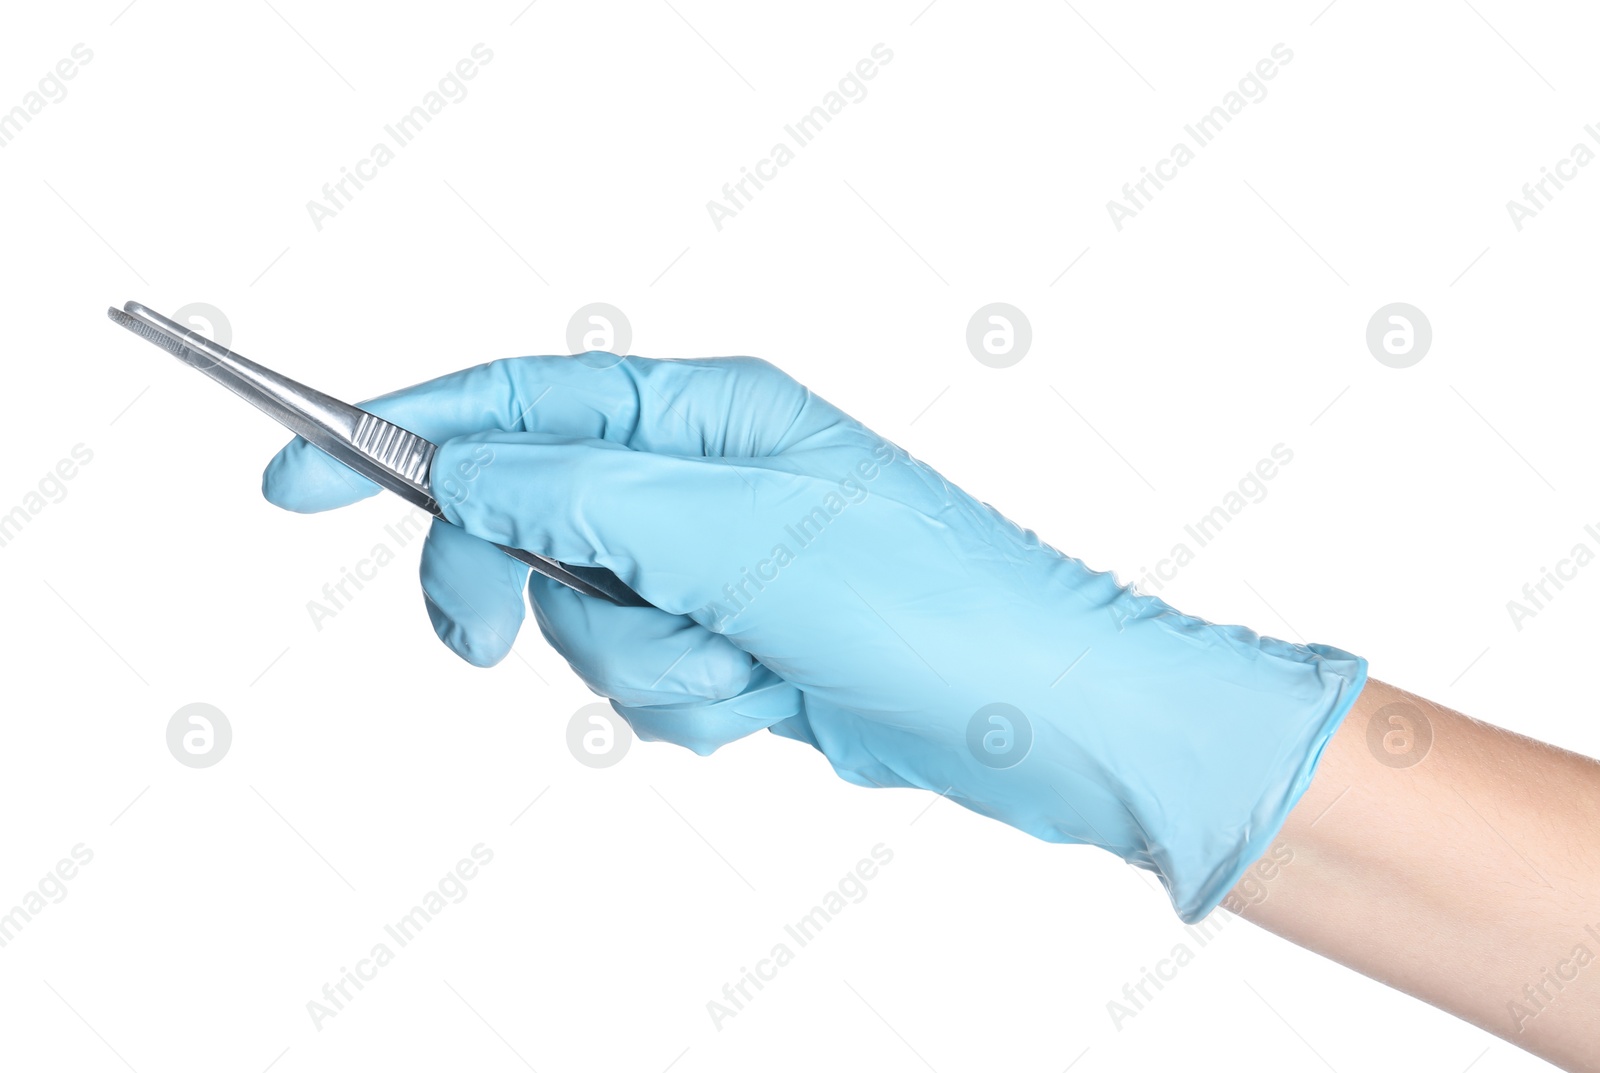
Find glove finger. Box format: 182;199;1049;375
783;701;923;791
530;573;805;753
419;518;530;667
610;665;806;756
528;572;755;708
763;708;919;790
436;430;895;620
263;355;842;514
769;713;820;749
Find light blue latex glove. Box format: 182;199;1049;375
263;355;1367;922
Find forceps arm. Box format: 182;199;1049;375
107;301;650;608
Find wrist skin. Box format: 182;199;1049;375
1224;677;1600;1072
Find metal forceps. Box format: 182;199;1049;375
107;300;649;608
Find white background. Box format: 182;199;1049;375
1;1;1595;1070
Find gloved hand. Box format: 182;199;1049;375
262;354;1367;922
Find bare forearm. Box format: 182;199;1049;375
1228;678;1600;1070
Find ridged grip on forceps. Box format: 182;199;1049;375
352;411;436;489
